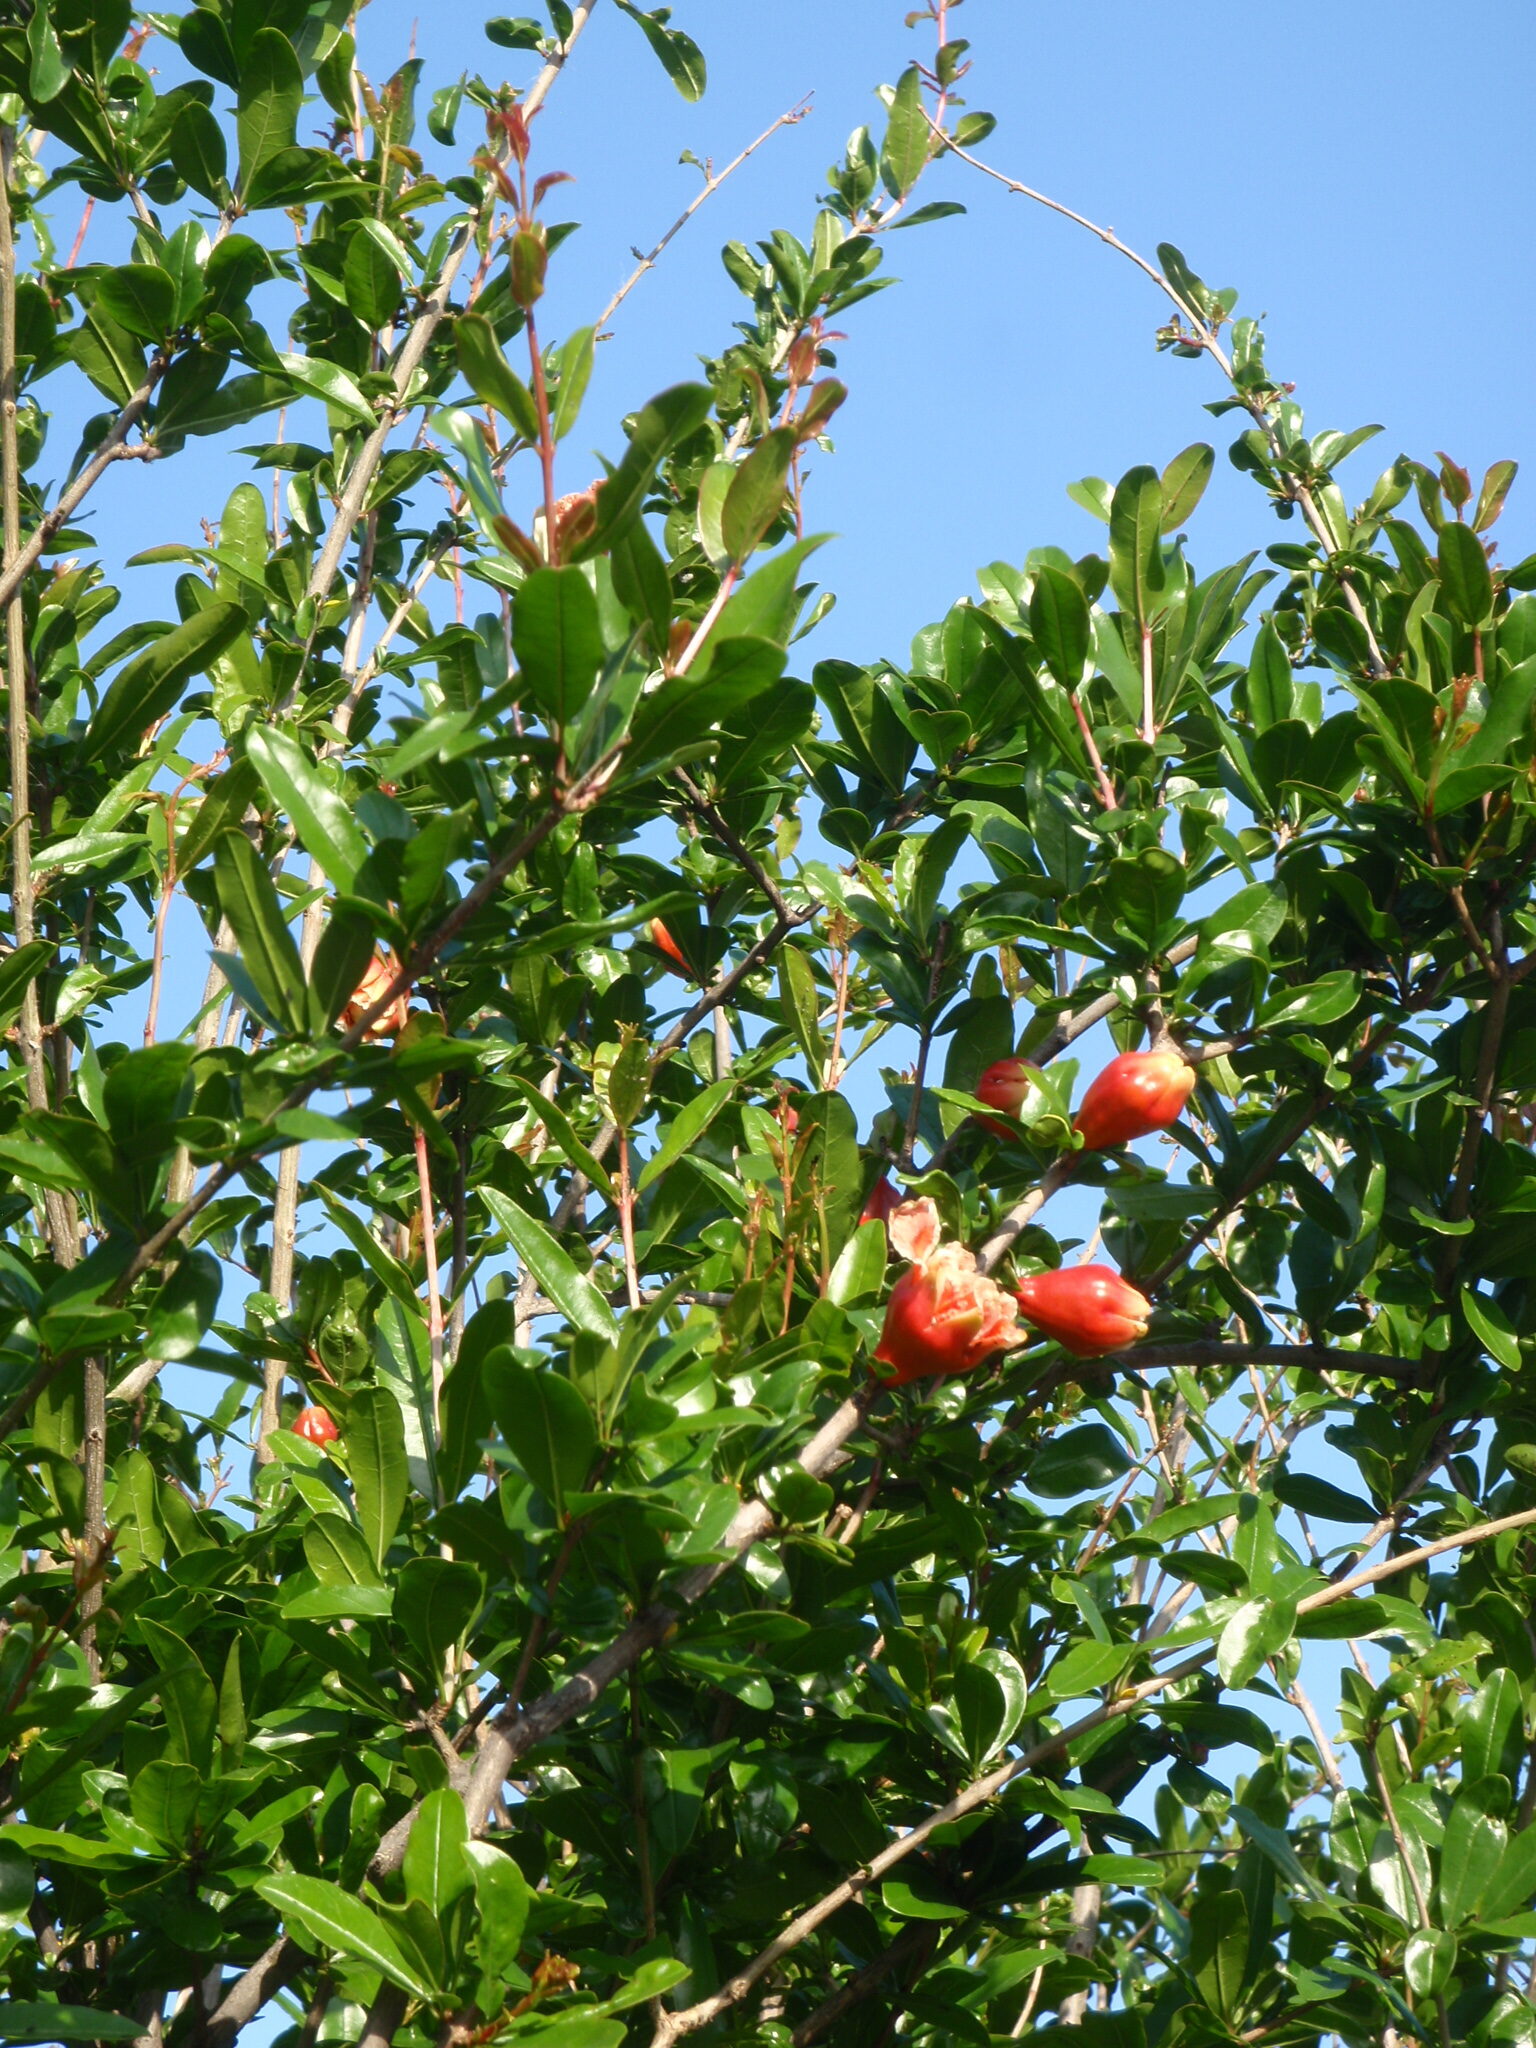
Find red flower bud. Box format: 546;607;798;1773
292;1404;340;1446
1073;1050;1195;1151
1013;1264;1152;1357
873;1199;1023;1385
341;951;410;1041
649;919;690;973
973;1056;1041;1139
860;1177;904;1229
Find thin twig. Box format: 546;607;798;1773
597;98;813;330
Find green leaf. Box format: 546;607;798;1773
486;1351;598;1512
1438;520;1495;627
0;2006;149;2044
0;942;52;1026
1462;1288;1521;1371
1028;562;1091;687
255;1875;435;2000
778;945;825;1080
503;1077;615;1201
1025;1423;1130;1498
1159;442;1214;534
454;311;541;441
1246;619;1294;730
237;27;304;194
1439;1797;1507;1926
84;603;245;763
553;324;596;440
0;1837;33;1919
247;725;368;889
1188;1886;1248;2021
1107;463;1167;627
131;1757;201;1847
404;1787;473;1918
136;1618;215;1771
212;831;307;1034
721;429;797;563
169;100;230;201
577;383;715;559
463;1839;531;1984
512;566;603;726
1044;1639;1131;1697
348;1385;410;1571
636;1078;735;1194
1216;1596;1296;1689
1482;1826;1536;1922
1270;1466;1377;1522
826;1219;888;1306
95;264;176;342
394;1555;483;1678
715;534;828;646
307;910;376;1035
277;351;379;431
612;0;706;99
880;64;930;200
481;1186;619;1342
303;1514;383;1590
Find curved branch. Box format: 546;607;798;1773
930;116;1388;679
0;361;167;617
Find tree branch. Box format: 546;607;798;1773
369;1381;883;1878
596;98;812;331
200;1937;302;2048
648;1498;1536;2044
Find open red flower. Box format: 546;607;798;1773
1014;1264;1152;1357
874;1198;1023;1385
341;951;410;1041
974;1056;1041;1139
1073;1050;1195;1151
860;1177;905;1229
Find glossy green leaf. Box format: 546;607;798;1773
236;27;304;193
254;1876;434;2000
481;1187;619;1342
84;603;245;763
511;566;603;726
348;1385;410;1571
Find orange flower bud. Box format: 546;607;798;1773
973;1056;1041;1139
1073;1050;1195;1151
873;1198;1023;1385
341;952;410;1040
292;1404;340;1445
1014;1264;1152;1357
649;919;689;973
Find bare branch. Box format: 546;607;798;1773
596;98;813;330
201;1937;302;2048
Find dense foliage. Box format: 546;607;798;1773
2;5;1536;2047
